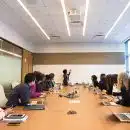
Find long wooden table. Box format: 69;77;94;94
0;86;130;130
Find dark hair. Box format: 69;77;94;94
91;75;97;81
63;69;67;74
49;73;55;80
46;75;51;80
112;74;118;84
36;73;43;82
24;73;35;84
100;73;106;81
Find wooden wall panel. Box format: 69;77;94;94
22;49;33;82
33;52;124;65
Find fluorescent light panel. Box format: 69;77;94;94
61;0;71;36
0;48;22;58
83;0;90;36
105;1;130;39
16;0;50;40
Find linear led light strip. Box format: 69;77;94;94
83;0;90;36
105;0;130;39
61;0;71;36
16;0;50;40
0;48;22;58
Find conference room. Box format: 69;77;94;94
1;0;130;129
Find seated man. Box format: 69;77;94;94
6;73;35;107
0;108;13;120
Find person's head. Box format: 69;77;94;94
91;75;97;81
63;69;67;74
24;73;35;86
42;73;46;81
112;74;118;84
46;75;51;80
49;73;55;80
36;73;43;83
100;73;106;81
117;72;128;89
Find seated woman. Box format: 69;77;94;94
42;75;53;91
113;72;128;96
49;73;55;87
116;77;130;106
106;74;112;95
91;75;99;87
99;74;107;91
30;83;41;98
0;108;13;120
36;73;45;92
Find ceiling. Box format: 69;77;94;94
0;0;130;45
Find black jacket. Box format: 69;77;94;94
120;87;130;106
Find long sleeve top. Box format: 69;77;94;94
0;108;5;120
30;84;41;98
6;83;30;107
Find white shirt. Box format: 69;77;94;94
0;108;5;120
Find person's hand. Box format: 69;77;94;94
5;108;13;116
40;92;47;98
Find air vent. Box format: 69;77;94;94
50;35;61;40
95;34;104;37
92;34;105;41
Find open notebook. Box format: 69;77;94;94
113;113;130;122
102;101;117;106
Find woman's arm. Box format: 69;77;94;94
0;108;5;120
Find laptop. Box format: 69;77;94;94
24;100;45;110
113;113;130;122
3;114;28;123
24;104;45;110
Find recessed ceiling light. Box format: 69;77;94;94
83;0;90;36
61;0;71;36
16;0;50;40
105;0;130;39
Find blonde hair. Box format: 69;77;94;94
117;72;128;89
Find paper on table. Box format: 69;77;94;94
69;100;80;104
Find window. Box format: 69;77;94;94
125;40;130;74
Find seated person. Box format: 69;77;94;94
0;108;13;120
116;77;130;106
91;75;99;87
43;75;53;91
106;74;112;95
35;73;46;92
30;83;41;98
99;74;107;91
49;73;55;87
6;73;35;107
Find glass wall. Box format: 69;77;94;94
0;38;22;93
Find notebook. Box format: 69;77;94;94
102;101;117;106
3;114;28;123
113;113;130;122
